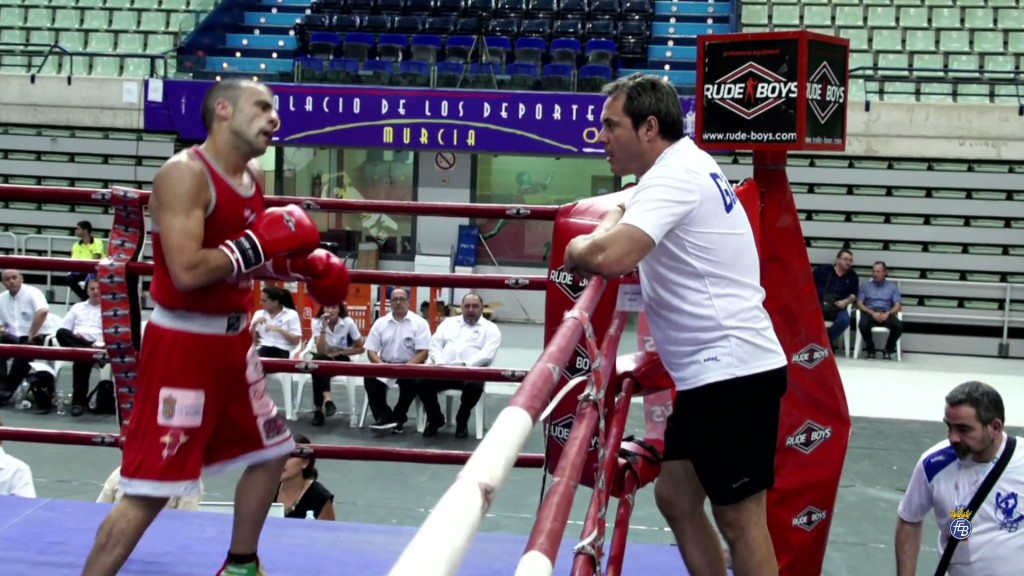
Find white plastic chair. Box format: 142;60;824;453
823;304;852;358
268;338;307;421
294;339;366;427
854;309;903;361
415;387;487;440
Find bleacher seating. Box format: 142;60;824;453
0;0;198;77
741;0;1024;104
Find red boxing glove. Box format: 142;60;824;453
266;249;350;307
219;205;321;276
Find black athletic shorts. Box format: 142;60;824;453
662;365;788;506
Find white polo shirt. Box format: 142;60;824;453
62;300;104;343
898;434;1024;576
429;315;501;367
251;307;302;352
0;447;36;498
365;312;431;364
618;138;787;390
312;316;362;349
0;285;51;339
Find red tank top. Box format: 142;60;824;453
149;147;265;315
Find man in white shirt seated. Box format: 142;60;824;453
895;381;1024;576
364;288;431;434
54;277;105;417
419;293;501;439
0;270;57;406
0;417;36;497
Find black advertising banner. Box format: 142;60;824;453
699;38;800;147
804;39;849;147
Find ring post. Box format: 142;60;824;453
695;30;852;576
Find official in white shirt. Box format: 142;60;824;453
250;286;303;359
563;74;789;575
364;288;431;433
896;381;1024;576
0;270;57;405
0;418;36;498
419;293;500;439
308;303;365;426
54;277;106;417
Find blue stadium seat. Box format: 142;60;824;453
487;18;520;37
585;38;617;67
527;0;556;18
410;34;443;63
591;0;621;19
520;19;552;39
558;0;588;19
541;62;574;91
294;56;324;83
343;32;375;64
393;15;424;34
435;60;463;86
326;57;360;83
309;31;341;58
395;60;431;85
496;0;527;18
578;63;613;91
507;62;541;90
378;34;408;61
424;16;455;35
445;35;476;62
362;58;394;84
550;37;581;66
483;36;513;66
514;37;547;67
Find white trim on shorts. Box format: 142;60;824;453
119;477;203;499
149;305;249;336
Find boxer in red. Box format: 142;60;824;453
82;79;350;576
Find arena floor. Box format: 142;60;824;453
2;322;1022;576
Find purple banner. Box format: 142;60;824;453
144;79;698;157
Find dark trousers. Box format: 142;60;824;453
55;328;97;407
858;311;903;353
0;333;47;401
417;379;485;427
364;377;418;424
310;353;350;410
67;273;90;301
257;346;291;359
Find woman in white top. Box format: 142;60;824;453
251;286;303;359
309;303;365;426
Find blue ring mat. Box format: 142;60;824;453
0;496;696;575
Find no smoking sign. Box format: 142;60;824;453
434;152;457;171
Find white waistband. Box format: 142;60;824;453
149;305;249;336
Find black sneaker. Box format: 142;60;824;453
312;411;325;426
423;417;446;437
71;405;85;417
324;400;337;418
392;422;404;434
866;350;877;359
882;350;893;360
370;418;397;431
455;424;469;439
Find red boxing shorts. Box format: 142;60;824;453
120;307;295;498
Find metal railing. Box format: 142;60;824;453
892;277;1023;350
849;65;1024;114
0;41;177;80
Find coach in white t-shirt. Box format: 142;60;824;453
563;73;788;575
896;381;1024;576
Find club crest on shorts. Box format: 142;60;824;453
160;429;189;459
791;343;830;369
549;265;589;301
785;420;833;454
161;395;176;421
792;506;828;532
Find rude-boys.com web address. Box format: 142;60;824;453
702;131;797;142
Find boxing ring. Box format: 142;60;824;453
0;30;856;576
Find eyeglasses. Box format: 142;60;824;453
390;297;408;303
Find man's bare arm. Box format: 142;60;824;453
894;517;923;576
149;159;235;291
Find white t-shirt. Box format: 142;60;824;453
618;138;787;390
251;307;302;352
429;316;501;367
312;316;362;350
365;312;431;364
898;434;1024;576
0;285;52;339
62;300;104;343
